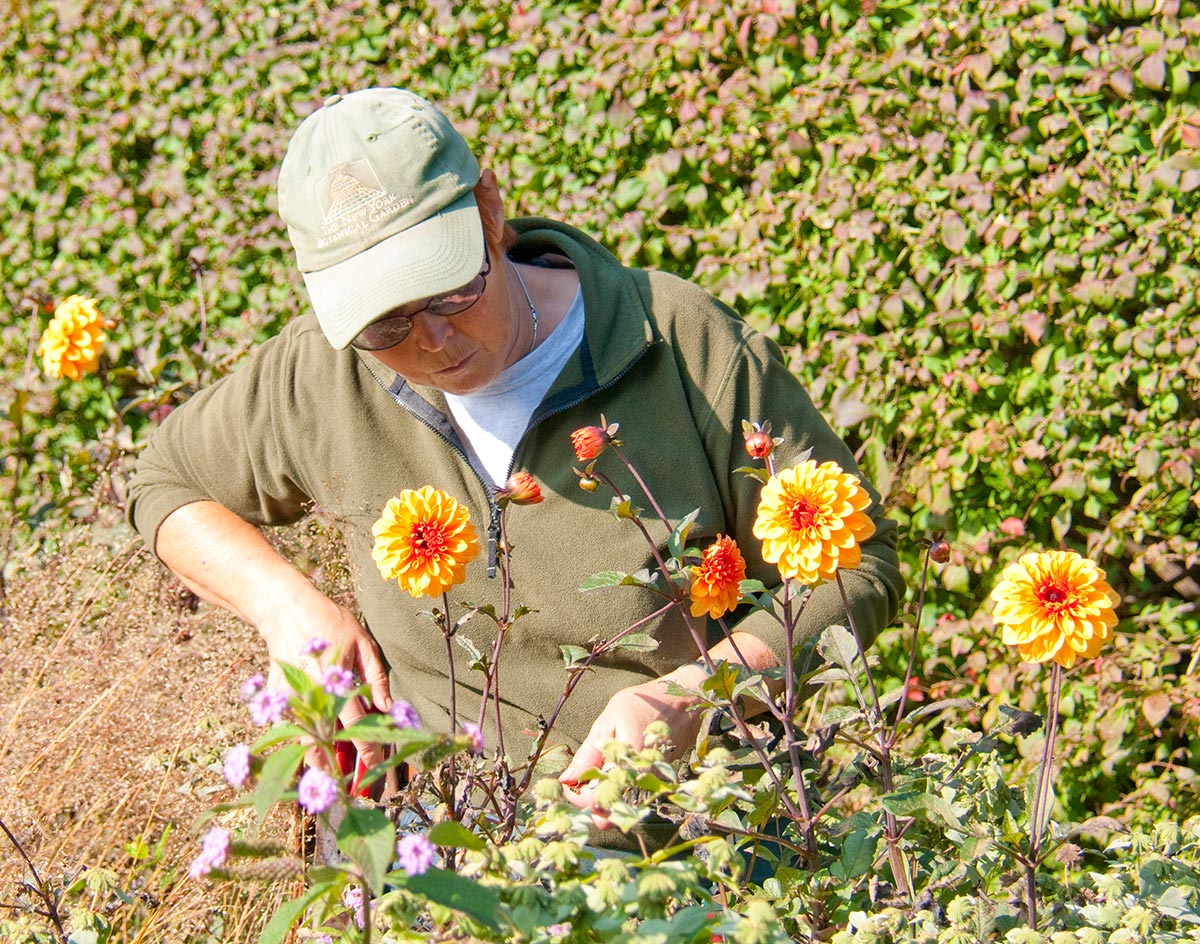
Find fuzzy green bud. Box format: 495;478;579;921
533;777;563;803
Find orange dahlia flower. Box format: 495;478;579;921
990;550;1118;668
38;295;107;380
752;460;876;585
689;535;746;619
372;486;481;598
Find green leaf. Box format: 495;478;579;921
881;790;963;830
429;819;487;852
560;644;590;668
579;570;632;590
250;723;309;751
817;624;860;674
613;632;659;653
667;508;701;558
830;826;880;880
252;742;308;825
900;697;976;726
277;661;313;698
337;806;396;896
257;880;332;944
397;867;503;932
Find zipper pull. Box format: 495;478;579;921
486;504;501;578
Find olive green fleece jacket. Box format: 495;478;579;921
127;218;904;762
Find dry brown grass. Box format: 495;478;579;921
0;510;350;942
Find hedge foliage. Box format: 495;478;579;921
1;0;1197;822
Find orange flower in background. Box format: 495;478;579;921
570;425;611;461
752;460;875;585
38;295;106;380
990;549;1118;668
372;486;481;598
689;535;746;619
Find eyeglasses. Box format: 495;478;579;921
350;246;492;351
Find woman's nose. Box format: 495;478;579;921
411;311;453;351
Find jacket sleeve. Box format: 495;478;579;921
125;324;316;557
685;295;905;666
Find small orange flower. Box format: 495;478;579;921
372;486;481;598
752;460;875;585
990;550;1118;668
498;471;543;507
570;425;611;461
689;535;746;619
38;295;107;380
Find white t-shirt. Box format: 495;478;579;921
445;287;585;487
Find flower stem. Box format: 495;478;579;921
1026;660;1063;930
836;571;911;901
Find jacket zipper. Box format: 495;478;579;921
360;340;652;578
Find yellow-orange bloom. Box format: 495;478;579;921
38;295;107;380
689;535;746;619
752;460;875;585
372;486;481;598
990;550;1118;668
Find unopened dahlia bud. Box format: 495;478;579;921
578;475;599;493
929;539;951;564
498;471;543;507
744;430;774;460
570;426;611;461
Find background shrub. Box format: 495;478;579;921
1;0;1196;840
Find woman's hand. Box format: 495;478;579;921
559;671;704;830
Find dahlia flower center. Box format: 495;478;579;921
410;521;449;561
704;553;736;582
1036;579;1074;612
787;497;821;532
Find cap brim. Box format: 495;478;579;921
302;191;485;350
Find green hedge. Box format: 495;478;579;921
2;0;1197;812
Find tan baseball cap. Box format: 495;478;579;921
277;88;484;350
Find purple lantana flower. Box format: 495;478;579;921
389;700;420;730
297;767;340;815
188;826;231;879
460;722;484;756
248;687;289;725
223;744;252;789
321;665;356;697
341;884;366;930
239;672;265;701
300;637;330;657
396;833;436;876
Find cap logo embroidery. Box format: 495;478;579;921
316;159;411;249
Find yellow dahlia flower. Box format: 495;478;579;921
990;549;1118;668
372;486;481;598
752;460;876;585
38;295;107;380
689;535;746;619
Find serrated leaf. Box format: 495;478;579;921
397;867;503;932
880;790;963;830
277;662;312;698
337;806;395;896
252;742;308;826
250;723;309;751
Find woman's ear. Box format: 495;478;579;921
474;169;506;241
